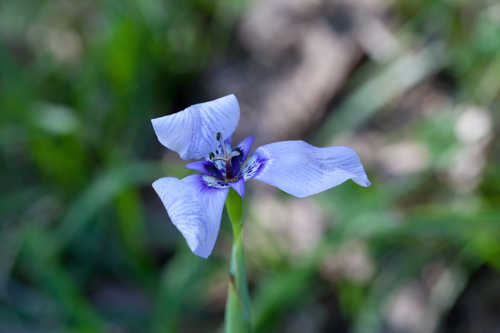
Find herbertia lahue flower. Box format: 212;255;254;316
151;95;370;258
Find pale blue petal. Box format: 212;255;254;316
151;95;240;160
237;136;255;162
229;178;245;198
152;174;228;258
249;141;370;198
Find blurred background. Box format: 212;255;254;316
1;0;500;332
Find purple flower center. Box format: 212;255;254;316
205;132;244;184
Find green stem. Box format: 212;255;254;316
224;189;252;333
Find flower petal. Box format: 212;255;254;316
151;95;240;160
185;160;223;179
229;178;245;198
249;141;370;198
237;136;255;162
152;174;228;258
201;174;229;189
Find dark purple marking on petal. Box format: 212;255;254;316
241;152;267;181
185;161;224;180
230;154;242;177
200;174;229;190
185;161;209;174
205;162;224;180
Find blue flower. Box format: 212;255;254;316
152;95;371;258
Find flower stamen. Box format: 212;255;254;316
208;132;244;183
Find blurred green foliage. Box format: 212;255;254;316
1;1;240;332
1;0;500;332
